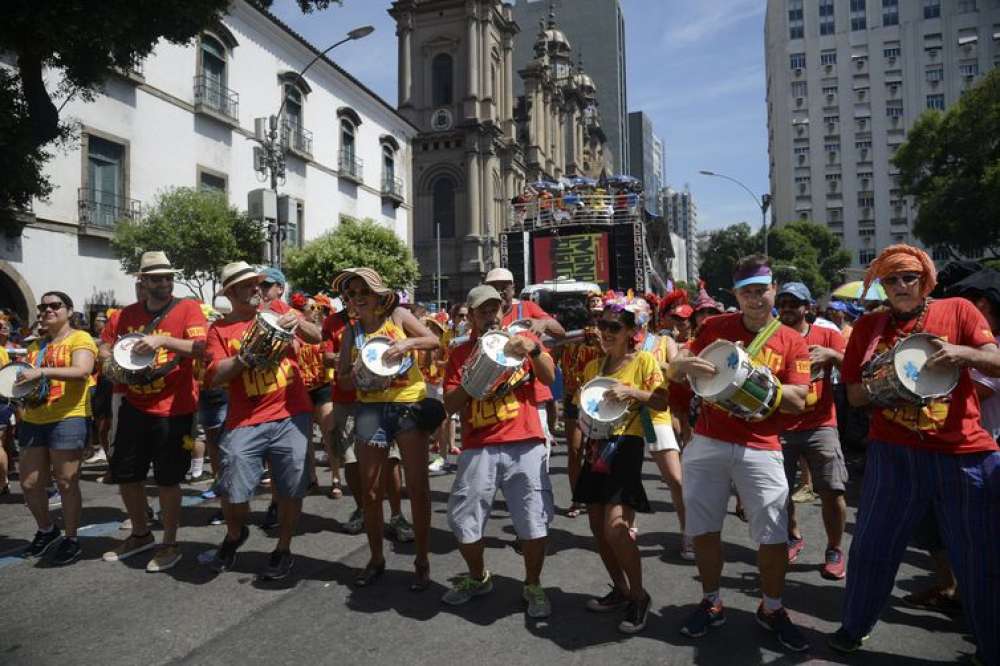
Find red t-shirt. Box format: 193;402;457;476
444;332;546;449
689;313;811;451
101;299;207;416
103;310;126;395
784;325;846;432
322;312;357;404
503;299;554;402
205;317;312;429
842;298;997;454
265;299;291;315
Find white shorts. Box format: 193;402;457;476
682;434;789;545
648;422;680;453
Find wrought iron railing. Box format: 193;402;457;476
78;188;141;228
193;74;239;122
338;149;363;181
506;192;644;231
282;120;313;157
381;174;404;199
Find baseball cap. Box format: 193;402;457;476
467;285;503;309
484;268;514;284
672;304;694;319
261;267;287;286
776;281;812;303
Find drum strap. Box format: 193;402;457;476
135;298;181;383
32;339;50;369
746;318;782;358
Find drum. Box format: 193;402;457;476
506;319;532;336
862;332;959;407
460;330;525;399
577;377;630;440
353;335;410;392
106;333;156;384
0;361;50;406
239;311;294;369
690;340;783;421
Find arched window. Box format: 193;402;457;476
198;35;231;116
341;119;356;158
432;177;456;238
284;86;303;129
383;145;395;181
432;53;453;107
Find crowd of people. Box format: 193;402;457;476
1;244;998;663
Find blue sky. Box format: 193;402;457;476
270;0;768;233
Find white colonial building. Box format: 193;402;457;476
0;0;417;320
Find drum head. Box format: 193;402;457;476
506;320;532;336
894;334;959;397
480;331;524;368
362;336;402;377
692;340;745;399
579;378;628;421
113;334;155;371
0;363;26;398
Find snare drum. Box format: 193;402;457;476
239;311;294;369
577;377;630;440
353;335;410;392
460;330;525;399
0;362;50;406
862;332;959;407
691;340;783;421
505;319;533;336
106;333;156;384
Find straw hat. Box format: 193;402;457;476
138;251;180;276
332;267;392;295
219;261;263;293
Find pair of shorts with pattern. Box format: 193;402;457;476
18;417;89;451
682;434;789;545
109;401;193;486
447;440;554;543
354;401;420;448
780;426;848;493
220;412;311;503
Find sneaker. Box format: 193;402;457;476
822;547;846;580
84;449;107;464
47;487;61;509
791;483;816;503
185;471;213;484
259;471;272;487
118;517;133;531
523;583;552;619
680;598;726;638
428;455;446;475
200;484;220;500
586;585;630;613
47;537;82;566
146;544;182;572
828;627;869;654
619;592;651;634
787;537;805;564
342;508;365;535
208;510;225;526
259;549;294;581
119;506;156;531
209;526;249;573
259;502;278;530
680;535;696;561
441;571;493;606
24;527;61;558
102;532;156;562
388;514;415;543
756;604;809;652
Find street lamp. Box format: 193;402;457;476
253;25;375;267
699;170;773;258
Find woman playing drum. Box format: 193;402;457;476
334;267;443;591
573;295;669;635
16;291;98;565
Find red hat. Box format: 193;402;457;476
672;304;694;319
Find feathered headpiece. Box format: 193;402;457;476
602;290;651;327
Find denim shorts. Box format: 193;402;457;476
219;412;311;503
198;389;228;431
18;417;89;451
354;402;420;448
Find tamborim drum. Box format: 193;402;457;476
353;335;411;392
0;361;50;406
239;311;294;369
505;319;532;336
460;330;525;399
577;377;630;440
106;333;156;384
862;332;959;407
690;340;783;421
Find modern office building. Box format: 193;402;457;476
765;0;1000;271
662;185;698;282
510;0;629;173
627;111;665;215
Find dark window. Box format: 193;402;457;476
432;53;453;107
88;136;124;206
882;0;899;26
924;0;941;19
819;0;835;34
341;119;355;158
199;171;226;193
432;177;456;238
851;0;867;30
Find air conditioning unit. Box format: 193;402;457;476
796;124;805;135
825;64;833;73
856;58;865;69
796;97;805;106
826;93;835;101
888;56;896;64
862;178;871;187
798;153;806;163
799;182;808;192
829;151;838;161
827;122;836;131
861;148;869;157
795;67;803;76
890;84;899;94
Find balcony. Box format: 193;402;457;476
381;173;405;205
193;75;239;126
113;55;145;84
78;188;141;229
338;149;363;184
282;120;313;159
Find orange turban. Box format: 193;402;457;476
864;244;937;298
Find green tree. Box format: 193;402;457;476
112;187;265;301
697;222;757;306
284;217;420;295
894;69;1000;258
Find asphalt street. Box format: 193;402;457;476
0;440;976;665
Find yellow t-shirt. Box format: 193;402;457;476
576;350;670;437
353;318;426;403
23;330;99;424
0;347;10;367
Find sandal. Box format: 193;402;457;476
902;588;962;616
566;503;585;518
354;560;386;587
410;560;431;593
327;483;343;500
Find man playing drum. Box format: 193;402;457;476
774;282;849;580
441;285;556;618
830;245;1000;666
670;255;811;652
99;251;207;573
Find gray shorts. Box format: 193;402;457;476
447;440;554;544
219;412;311;503
780;426;849;493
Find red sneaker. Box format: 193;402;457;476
822;547;846;580
787;537;805;564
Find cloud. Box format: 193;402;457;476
632;64;764;113
661;0;764;48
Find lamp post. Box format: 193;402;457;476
253;25;375;267
699;170;772;257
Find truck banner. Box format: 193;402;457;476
533;232;610;288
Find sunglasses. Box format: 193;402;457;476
144;275;173;283
597;320;625;333
38;302;65;312
259;281;275;289
882;273;921;287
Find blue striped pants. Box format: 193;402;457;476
841;440;1000;664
